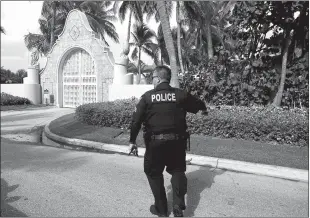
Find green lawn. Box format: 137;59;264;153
49;113;308;170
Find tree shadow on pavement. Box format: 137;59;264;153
1;113;49;123
1;141;89;172
1;178;28;217
166;166;225;217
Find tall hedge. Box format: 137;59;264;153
1;92;31;106
75;98;308;147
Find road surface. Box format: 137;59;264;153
1;107;308;217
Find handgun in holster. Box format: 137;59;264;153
185;131;191;151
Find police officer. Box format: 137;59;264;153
128;65;207;217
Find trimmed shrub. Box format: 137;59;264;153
186;105;308;146
75;98;138;130
1;92;31;106
75;98;309;147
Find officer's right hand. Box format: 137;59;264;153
128;143;138;156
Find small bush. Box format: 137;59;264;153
75;98;138;130
1;92;31;106
186;105;308;146
75;98;309;147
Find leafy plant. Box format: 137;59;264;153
1;93;31;105
75;98;308;147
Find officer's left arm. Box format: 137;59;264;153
129;95;147;144
184;92;207;114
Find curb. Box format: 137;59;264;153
44;122;308;183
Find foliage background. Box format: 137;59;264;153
1;92;31;105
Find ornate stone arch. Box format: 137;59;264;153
40;9;114;108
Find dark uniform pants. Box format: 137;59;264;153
144;138;187;215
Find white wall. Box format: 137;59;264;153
1;84;42;104
1;84;25;97
109;84;153;101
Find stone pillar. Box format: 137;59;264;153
113;42;132;85
113;57;129;85
23;65;41;105
23;65;39;84
124;73;134;84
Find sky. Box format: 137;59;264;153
1;1;177;73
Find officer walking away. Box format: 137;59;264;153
128;65;207;217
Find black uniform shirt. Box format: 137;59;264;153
129;82;206;144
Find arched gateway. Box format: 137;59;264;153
40;9;114;108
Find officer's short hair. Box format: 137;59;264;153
154;65;171;82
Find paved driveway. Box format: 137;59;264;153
0;106;308;217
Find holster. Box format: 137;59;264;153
144;131;191;151
184;131;191;151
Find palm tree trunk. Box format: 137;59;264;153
156;1;179;88
125;10;132;52
199;27;203;57
205;19;213;59
138;47;141;84
50;1;56;50
273;29;293;107
176;1;184;75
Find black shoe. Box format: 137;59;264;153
150;205;168;217
173;205;183;217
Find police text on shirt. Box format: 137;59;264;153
151;93;176;102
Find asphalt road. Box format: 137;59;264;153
1;138;308;217
1;107;308;217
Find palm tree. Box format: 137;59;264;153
1;26;5;34
114;1;143;54
41;1;73;49
127;60;155;84
183;1;235;60
156;25;187;66
156;1;179;88
24;1;119;56
24;1;69;55
156;24;169;65
75;1;119;45
130;22;157;84
176;1;185;75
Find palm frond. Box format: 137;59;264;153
0;26;5;34
143;1;157;22
118;1;131;22
141;46;155;59
131;2;143;23
144;42;158;52
102;23;119;43
130;32;139;44
131;47;138;60
24;33;50;55
99;1;113;10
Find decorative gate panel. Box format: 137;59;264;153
63;49;96;108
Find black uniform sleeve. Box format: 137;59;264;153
183;92;207;114
129;95;147;144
